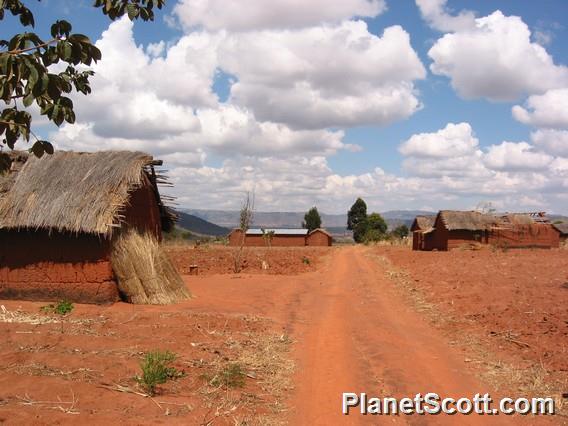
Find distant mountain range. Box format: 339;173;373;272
181;209;435;235
176;212;230;236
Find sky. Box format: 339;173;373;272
4;0;568;214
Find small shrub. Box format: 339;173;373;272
302;256;310;265
136;350;183;396
40;300;74;315
212;363;246;388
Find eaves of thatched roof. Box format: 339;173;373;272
0;150;173;236
410;215;436;232
553;222;568;235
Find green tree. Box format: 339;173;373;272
302;206;322;232
347;198;367;231
360;212;387;243
1;0;165;156
391;224;409;239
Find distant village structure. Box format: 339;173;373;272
552;222;568;244
411;210;561;251
0;150;188;304
228;228;332;247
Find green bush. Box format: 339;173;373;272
136;350;183;395
212;363;246;388
40;300;74;315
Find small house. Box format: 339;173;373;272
412;210;560;251
0;150;189;304
410;215;435;250
552;222;568;244
228;228;332;247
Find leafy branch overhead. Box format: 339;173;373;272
0;0;165;157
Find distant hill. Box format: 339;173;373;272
176;212;230;236
182;209;436;235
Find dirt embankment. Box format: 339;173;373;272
378;246;568;405
165;244;332;275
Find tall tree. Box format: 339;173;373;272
347;197;367;229
359;212;388;243
1;0;165;156
302;206;322;232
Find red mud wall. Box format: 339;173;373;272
446;230;486;250
489;224;560;249
0;230;119;304
227;231;308;247
122;183;163;240
306;231;331;246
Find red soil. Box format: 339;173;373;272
0;245;561;424
165;244;329;275
380;246;568;389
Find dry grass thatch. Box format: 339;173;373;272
410;215;436;232
0;150;166;236
111;230;191;304
438;210;552;231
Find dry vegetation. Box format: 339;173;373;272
0;302;294;424
371;248;568;416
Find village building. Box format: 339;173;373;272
228;228;332;247
411;210;560;251
0;150;189;305
552;222;568;244
409;215;436;251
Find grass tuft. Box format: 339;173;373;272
40;300;74;315
136;350;183;396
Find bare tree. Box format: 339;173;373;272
233;192;254;273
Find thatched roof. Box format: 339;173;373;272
436;210;551;231
0;150;174;236
552;222;568;235
410;215;436;232
437;210;501;231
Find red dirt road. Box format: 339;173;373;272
188;246;523;425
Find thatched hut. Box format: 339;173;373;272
410;215;435;250
0;150;190;304
416;210;560;251
552;222;568;244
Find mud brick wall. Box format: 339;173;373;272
489;224;560;249
0;230;119;304
306;231;331;246
228;230;308;247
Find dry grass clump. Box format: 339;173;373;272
198;327;294;425
111;230;191;304
0;305;60;325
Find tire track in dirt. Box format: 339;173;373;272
288;245;517;425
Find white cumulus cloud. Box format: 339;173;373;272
512;88;568;129
221;22;426;129
399;122;479;158
428;11;568;101
415;0;476;32
483;141;553;172
530;129;568;157
173;0;386;32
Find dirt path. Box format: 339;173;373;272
179;245;538;424
287;245;515;425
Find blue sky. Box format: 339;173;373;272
3;1;568;213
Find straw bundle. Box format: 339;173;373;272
111;230;191;304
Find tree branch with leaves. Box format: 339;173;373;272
0;0;165;157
